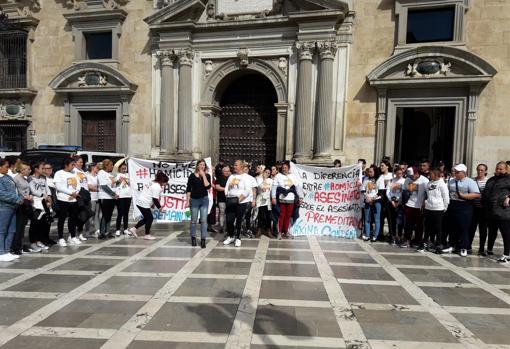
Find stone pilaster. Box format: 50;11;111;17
374;89;387;164
293;41;315;161
176;48;194;156
157;50;176;154
313;40;338;160
466;86;480;174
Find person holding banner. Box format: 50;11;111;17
271;161;304;240
98;159;118;240
128;171;169;240
361;165;383;242
224;160;252;247
186;159;212;248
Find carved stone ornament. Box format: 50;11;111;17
68;0;126;11
204;60;214;78
206;1;215;20
156;50;175;67
176;49;194;66
155;0;172;9
406;59;452;78
295;41;315;61
278;57;288;77
77;71;108;87
238;48;249;67
317;41;338;60
0;100;27;119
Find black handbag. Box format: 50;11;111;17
226;197;239;207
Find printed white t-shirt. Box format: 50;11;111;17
137;182;162;209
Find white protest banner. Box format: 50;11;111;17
289;163;362;239
127;157;213;222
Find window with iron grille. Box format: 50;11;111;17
0;121;27;152
0;30;27;89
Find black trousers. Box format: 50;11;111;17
100;199;116;235
469;206;487;251
424;209;444;246
11;207;29;252
57;201;79;239
485;221;500;253
446;201;474;250
257;206;271;230
134;206;153;235
489;220;510;256
226;202;248;239
28;215;49;244
245;205;253;231
116;198;132;231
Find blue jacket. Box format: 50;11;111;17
0;175;23;209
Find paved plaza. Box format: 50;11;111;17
0;223;509;349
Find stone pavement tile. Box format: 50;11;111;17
465;269;510;285
123;259;188;273
383;254;440;266
444;256;506;269
504;289;510;296
0;297;52;326
193;260;252;275
89;276;169;295
269;240;310;250
398;268;469;283
0;256;61;269
51;258;122;272
1;336;105;349
252;346;337;349
44;246;90;255
324;251;377;264
216;239;260;248
420;286;510;308
319;241;365;251
174;277;246;298
147;247;199;258
354;309;459;342
331;265;394;281
370;244;416;253
453;313;510;345
37;299;145;329
254;305;342;337
259;280;329;301
127;342;224;349
263;262;319;277
112;239;158;246
0;273;21;283
207;248;256;259
340;284;419;305
144;302;238;333
6;274;94;293
265;249;315;261
87;246;145;257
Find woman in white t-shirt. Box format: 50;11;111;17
115;163;132;236
256;167;273;237
361;165;384;242
85;163;101;237
72;156;89;242
386;167;406;244
128;171;169;240
98;159;118;239
54;158;80;247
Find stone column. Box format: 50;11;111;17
313;41;338;160
374;89;387;164
176;49;194;156
157;50;175;154
293;41;315;161
466;86;480;175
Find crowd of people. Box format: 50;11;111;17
1;154;509;264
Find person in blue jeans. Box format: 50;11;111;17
186;159;211;248
361;165;383;242
0;158;24;262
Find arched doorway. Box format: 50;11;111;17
219;73;278;166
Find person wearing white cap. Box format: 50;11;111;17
444;164;480;257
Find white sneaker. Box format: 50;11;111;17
71;237;82;245
36;242;49;250
235;239;241;247
144;234;156;240
8;253;20;259
115;230;121;237
442;247;453;253
0;253;16;262
94;230;100;238
460;249;467;257
124;229;131;236
128;227;138;238
78;234;88;241
223;236;235;245
58;238;67;247
30;243;42;253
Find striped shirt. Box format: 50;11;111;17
473;176;488;207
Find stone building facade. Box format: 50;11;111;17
0;0;508;172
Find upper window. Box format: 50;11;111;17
0;30;27;89
395;0;468;48
406;7;455;44
84;32;113;60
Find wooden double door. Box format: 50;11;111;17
80;111;116;152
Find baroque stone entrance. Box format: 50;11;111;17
219;73;278;166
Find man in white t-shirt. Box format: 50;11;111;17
401;166;429;248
